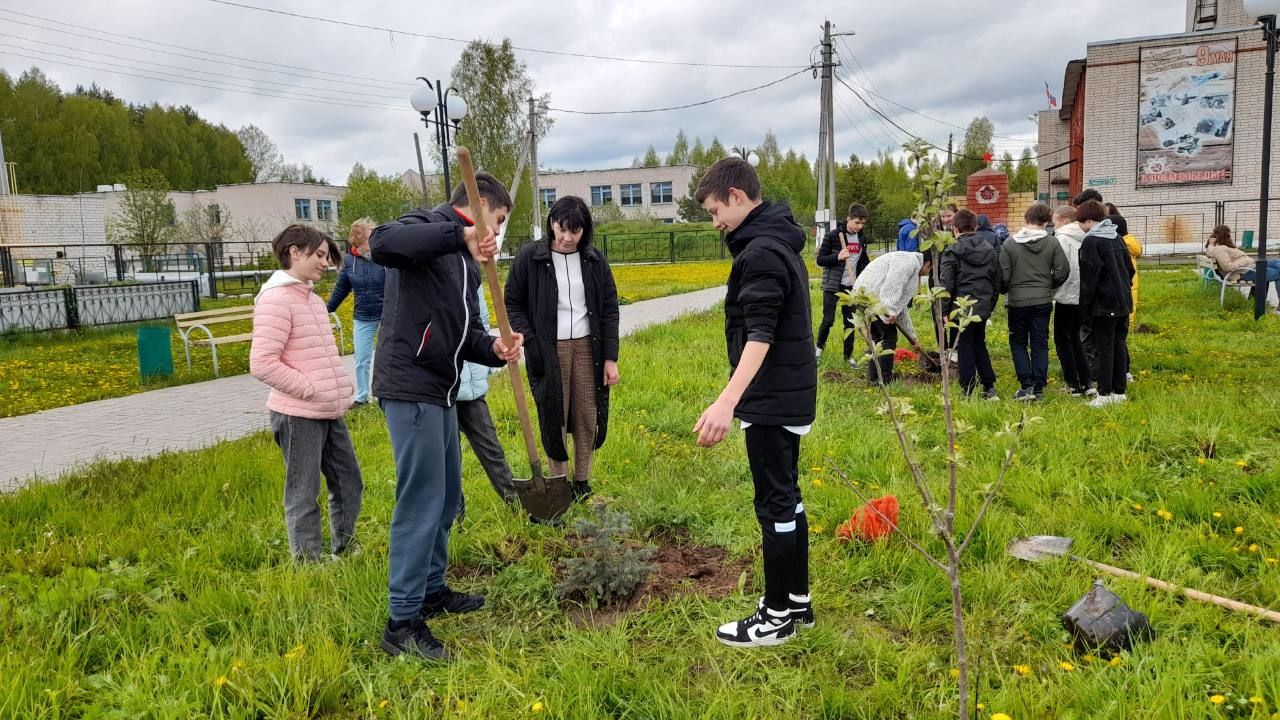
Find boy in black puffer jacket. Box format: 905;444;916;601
941;209;1000;400
815;203;870;367
693;157;817;649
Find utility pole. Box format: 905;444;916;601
412;132;430;207
528;97;543;241
946;133;954;174
815;20;833;242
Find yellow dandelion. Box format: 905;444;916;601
1082;654;1097;663
532;701;545;713
812;478;824;488
1012;664;1031;676
1197;457;1208;465
992;714;1012;720
1060;661;1075;672
1213;512;1223;519
1109;656;1123;667
810;466;823;472
1251;696;1265;705
810;524;825;534
1236;460;1248;468
1267;558;1278;565
949;668;961;679
213;675;227;688
1157;509;1173;521
1250;544;1260;553
1235;526;1245;535
977;703;985;711
1132;503;1144;511
456;699;468;711
283;645;305;660
379;699;390;710
1210;695;1226;705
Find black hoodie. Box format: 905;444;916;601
723;201;817;425
940;231;1000;320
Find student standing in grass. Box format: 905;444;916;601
940;209;999;400
368;173;523;662
998;203;1069;401
250;225;363;563
693;157;817;648
1075;200;1134;407
325;218;385;406
814;203;870;368
1050;205;1093;397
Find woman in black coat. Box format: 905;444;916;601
505;196;620;499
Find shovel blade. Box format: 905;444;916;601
512;473;574;522
1008;535;1075;562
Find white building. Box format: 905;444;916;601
401;164;699;223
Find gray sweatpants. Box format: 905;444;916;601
269;411;364;560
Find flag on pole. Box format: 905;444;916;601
1045;82;1058;108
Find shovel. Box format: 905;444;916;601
1008;535;1280;624
456;148;574;522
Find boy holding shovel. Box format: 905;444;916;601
368;173;523;662
693;157;817;647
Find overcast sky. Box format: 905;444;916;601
0;0;1183;186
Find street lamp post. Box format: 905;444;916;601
731;146;761;167
1245;0;1280;319
410;78;469;200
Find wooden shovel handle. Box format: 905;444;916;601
1077;556;1280;624
456;147;543;475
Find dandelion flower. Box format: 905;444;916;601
379;699;390;710
810;466;823;472
1250;696;1264;705
1235;526;1245;535
949;668;961;679
1213;512;1222;519
977;703;985;710
1109;656;1123;667
1197;457;1207;465
1060;661;1075;672
1267;558;1278;565
1012;664;1031;676
992;714;1012;720
1236;460;1248;468
456;700;468;711
1250;544;1260;553
1083;654;1097;663
532;701;545;713
1157;509;1173;521
812;478;824;488
213;675;227;688
1210;695;1225;705
1132;504;1144;511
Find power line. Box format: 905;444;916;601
0;7;418;90
834;74;1070;162
0;47;414;112
203;0;809;70
0;33;409;103
547;67;812;115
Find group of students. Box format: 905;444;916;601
812;188;1143;407
248;174;622;660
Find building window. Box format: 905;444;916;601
317;199;333;221
662;218;675;225
620;183;642;207
207;204;221;225
540;188;557;209
295;198;312;220
590;185;613;207
650;181;673;204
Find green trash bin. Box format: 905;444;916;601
137;325;174;381
1242;230;1255;251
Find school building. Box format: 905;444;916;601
1038;0;1279;250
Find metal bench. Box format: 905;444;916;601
1196;254;1254;307
175;305;344;377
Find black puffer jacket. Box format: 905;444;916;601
368;204;503;406
1078;219;1135;318
724;201;817;425
505;241;620;462
816;227;870;292
940;231;1000;320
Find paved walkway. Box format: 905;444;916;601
1;286;726;492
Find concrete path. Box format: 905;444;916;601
1;286;725;492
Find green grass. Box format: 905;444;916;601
0;262;732;418
2;270;1279;718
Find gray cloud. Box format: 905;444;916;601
1;0;1181;185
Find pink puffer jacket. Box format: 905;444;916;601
250;271;353;419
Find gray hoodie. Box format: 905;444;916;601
999;226;1069;308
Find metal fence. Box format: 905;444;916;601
0;280;200;333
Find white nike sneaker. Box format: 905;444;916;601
757;594;815;629
716;605;796;647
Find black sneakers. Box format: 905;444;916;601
717;604;797;647
420;587;485;619
1014;388;1037;402
381;618;450;662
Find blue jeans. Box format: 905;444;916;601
382;400;461;622
1007;303;1052;392
1241;259;1280;301
352;319;379;402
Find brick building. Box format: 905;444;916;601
1038;0;1279;250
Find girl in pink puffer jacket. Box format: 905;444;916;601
250;225;363;561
